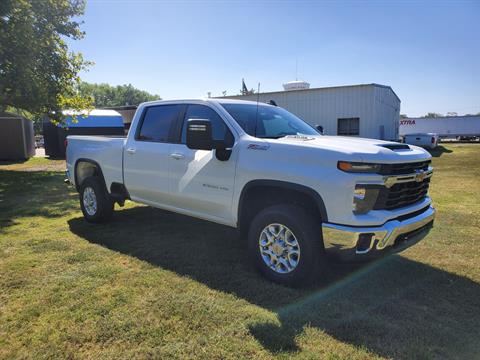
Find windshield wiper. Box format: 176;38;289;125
257;135;292;139
257;133;314;140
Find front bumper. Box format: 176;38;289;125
64;169;71;184
322;205;435;261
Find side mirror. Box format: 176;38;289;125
186;119;214;150
315;125;324;134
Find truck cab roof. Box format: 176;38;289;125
139;98;274;108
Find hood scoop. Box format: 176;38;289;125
378;143;411;151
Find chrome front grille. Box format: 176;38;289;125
374;161;432;210
374;177;431;210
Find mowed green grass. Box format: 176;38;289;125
0;145;479;359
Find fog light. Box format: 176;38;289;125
356;233;374;253
354;187;366;200
353;185;380;214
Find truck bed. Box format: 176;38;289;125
66;135;126;189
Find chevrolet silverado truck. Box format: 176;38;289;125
66;99;435;286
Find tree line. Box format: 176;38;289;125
77;82;160;108
0;0;159;126
400;112;480;119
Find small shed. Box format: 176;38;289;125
43;109;125;158
0;112;35;160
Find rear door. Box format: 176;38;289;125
123;104;182;206
168;103;238;222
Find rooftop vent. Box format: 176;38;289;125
282;80;310;91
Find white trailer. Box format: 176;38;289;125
400;116;480;139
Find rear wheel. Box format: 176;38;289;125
79;176;114;223
248;204;326;287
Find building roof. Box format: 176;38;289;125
60;109;124;128
103;105;138;111
62;109;121;117
222;83;401;103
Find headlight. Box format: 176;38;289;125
338;161;382;173
353;185;380;214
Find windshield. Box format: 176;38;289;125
220;103;319;139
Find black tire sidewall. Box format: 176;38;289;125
79;177;113;223
248;204;324;286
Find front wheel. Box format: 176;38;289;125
247;204;326;287
79;176;114;223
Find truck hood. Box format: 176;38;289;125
269;135;431;163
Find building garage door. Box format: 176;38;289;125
338;117;359;136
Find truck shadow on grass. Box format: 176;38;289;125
68;205;480;359
429;145;453;157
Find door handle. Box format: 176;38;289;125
126;147;136;154
170;153;185;160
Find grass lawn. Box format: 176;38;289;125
0;145;479;359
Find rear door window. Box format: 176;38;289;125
137;105;181;142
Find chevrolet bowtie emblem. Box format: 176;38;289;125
415;170;427;182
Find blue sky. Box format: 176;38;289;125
68;0;480;117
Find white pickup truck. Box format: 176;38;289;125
66;99;435;286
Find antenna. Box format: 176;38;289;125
254;82;260;137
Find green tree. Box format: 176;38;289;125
422;112;443;118
0;0;92;124
78;82;160;107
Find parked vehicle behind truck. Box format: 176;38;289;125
66;99;435;286
403;133;438;149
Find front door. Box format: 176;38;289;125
169;104;237;222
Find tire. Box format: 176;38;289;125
248;204;327;287
79;176;114;223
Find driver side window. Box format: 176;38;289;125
181;104;234;146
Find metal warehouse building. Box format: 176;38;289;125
224;83;401;140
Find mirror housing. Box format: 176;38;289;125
186;119;214;150
315;124;324;134
186;118;233;161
